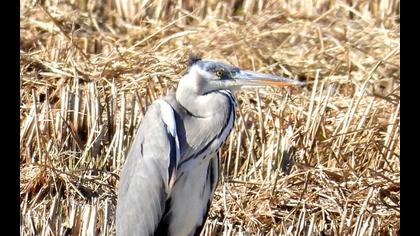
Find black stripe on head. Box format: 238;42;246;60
188;54;202;67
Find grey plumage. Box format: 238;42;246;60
116;58;304;236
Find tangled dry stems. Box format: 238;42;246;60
20;0;399;235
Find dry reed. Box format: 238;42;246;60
20;0;400;235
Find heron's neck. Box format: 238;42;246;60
176;77;230;118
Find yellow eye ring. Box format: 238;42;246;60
216;69;224;77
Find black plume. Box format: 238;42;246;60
188;54;202;67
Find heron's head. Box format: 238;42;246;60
184;57;304;94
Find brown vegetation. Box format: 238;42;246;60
20;0;400;235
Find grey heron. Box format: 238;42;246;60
116;57;304;236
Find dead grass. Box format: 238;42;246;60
20;0;400;235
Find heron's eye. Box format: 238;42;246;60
215;68;224;78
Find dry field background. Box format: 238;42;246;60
20;0;400;235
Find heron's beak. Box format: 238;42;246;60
233;70;305;88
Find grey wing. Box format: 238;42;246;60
116;100;180;236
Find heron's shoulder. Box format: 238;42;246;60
140;97;177;136
160;93;185;115
146;94;175;115
142;93;182;132
157;99;177;133
160;92;177;104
